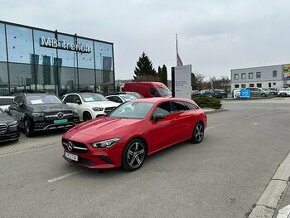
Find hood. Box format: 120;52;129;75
83;101;120;108
27;103;74;113
65;116;142;143
0;113;16;123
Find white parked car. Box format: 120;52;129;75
106;94;138;104
278;88;290;97
62;93;120;121
0;96;14;112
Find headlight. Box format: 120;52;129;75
8;121;18;127
92;107;104;111
92;138;120;148
32;112;44;117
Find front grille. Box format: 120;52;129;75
104;107;116;114
45;110;73;120
45;110;72;116
0;123;8;135
62;139;88;154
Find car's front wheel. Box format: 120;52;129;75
192;122;204;144
24;118;34;137
122;139;146;171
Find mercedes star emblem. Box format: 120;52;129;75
67;141;73;151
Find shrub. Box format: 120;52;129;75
193;96;222;109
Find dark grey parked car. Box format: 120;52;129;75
9;93;79;137
0;108;20;143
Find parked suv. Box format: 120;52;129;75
62;93;120;121
9;93;79;137
0;108;20;143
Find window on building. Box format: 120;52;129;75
273;83;276;86
241;73;246;79
256;72;261;78
248;72;253;79
268;83;271;88
257;83;262;88
234;74;239;80
234;84;239;88
241;84;246;88
249;84;254;87
273;70;277;77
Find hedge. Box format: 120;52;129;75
193;96;222;109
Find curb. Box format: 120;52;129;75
204;108;227;114
249;152;290;218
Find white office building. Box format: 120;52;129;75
231;64;290;90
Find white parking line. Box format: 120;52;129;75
48;170;82;183
0;143;58;158
206;123;225;130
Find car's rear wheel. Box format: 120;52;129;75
83;112;92;121
24;118;34;137
192;122;204;144
122;139;146;171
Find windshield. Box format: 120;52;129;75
109;102;154;119
26;95;62;105
80;93;107;102
120;94;137;101
157;87;172;97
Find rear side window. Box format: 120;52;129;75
172;101;190;112
185;102;199;110
150;88;160;97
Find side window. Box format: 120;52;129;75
153;102;172;117
185;102;199;110
73;95;81;103
112;96;122;103
172;101;189;112
13;95;20;104
150;88;159;97
64;95;74;103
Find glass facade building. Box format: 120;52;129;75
0;21;115;96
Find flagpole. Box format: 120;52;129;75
176;34;178;62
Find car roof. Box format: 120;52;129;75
131;97;194;104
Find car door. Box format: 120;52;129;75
147;101;177;153
170;101;194;142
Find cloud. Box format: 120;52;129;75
1;0;290;80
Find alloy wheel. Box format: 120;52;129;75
126;141;145;169
193;122;204;143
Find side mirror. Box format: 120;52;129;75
75;99;81;104
152;113;165;121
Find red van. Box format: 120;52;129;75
123;82;171;98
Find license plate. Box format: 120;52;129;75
64;151;78;161
54;119;68;124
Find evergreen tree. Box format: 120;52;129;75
161;65;168;86
133;52;157;81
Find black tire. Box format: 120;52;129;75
83;112;92;121
24;118;34;137
192;122;204;144
261;93;266;97
121;139;146;171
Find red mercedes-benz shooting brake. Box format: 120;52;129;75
62;97;207;171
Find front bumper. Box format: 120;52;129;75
32;117;79;131
61;139;124;169
0;129;20;143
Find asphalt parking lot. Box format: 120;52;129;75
0;98;290;218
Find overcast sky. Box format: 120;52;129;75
1;0;290;80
